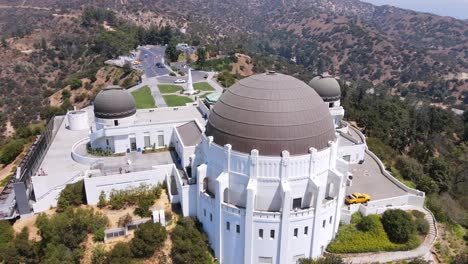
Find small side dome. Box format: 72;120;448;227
309;76;341;102
94;85;136;119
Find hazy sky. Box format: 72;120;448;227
360;0;468;20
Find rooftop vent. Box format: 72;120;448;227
267;70;277;75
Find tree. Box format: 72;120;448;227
171;218;211;264
93;30;137;59
1;38;7;48
381;209;415;243
130;222;167;258
165;41;180;62
196;47;207;67
57;180;86;211
122;62;132;76
118;213;133;227
97;191;107;208
67;78;82;90
0;139;24;165
107;242;134;264
134;194;154;217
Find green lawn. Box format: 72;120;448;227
131;86;155;109
158;84;183;94
193;82;215;91
327;214;421;253
163;95;194;107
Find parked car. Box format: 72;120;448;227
344;192;370;205
174;79;186;83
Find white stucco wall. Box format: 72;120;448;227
84;164;173;205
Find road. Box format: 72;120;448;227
138;46;170;77
130;45;225;107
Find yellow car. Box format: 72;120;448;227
345;192;370;205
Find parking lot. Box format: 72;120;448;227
157;70;207;84
346;152;407;200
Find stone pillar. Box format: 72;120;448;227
279;151;291;264
244;149;259;264
215;173;228;263
184;68;196;95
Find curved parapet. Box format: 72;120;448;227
71;137;104;165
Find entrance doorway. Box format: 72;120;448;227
130;138;137;151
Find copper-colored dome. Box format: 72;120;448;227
94;86;136;119
309;76;341;102
205;73;336;156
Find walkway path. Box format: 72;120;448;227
337;206;437;263
206;72;225;93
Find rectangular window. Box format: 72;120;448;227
144;135;151;148
292;198;302;210
329;216;333;224
236;224;240;233
270;230;275;239
304;226;308;235
294;228;298;237
259;229;263;239
226;221;230;231
210;213;213;222
157;134;164;147
106;139;109;146
203;209;206;217
114;120;119;126
258;257;273;264
323;220;326;228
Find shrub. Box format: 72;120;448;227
130;222;167;258
357;216;376;232
414;218;429;235
56;180;86;211
382;209;415;243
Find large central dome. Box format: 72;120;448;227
205;72;336;156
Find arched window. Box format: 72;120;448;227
223;188;229;203
203;178;208;192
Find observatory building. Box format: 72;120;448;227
1;71;426;264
